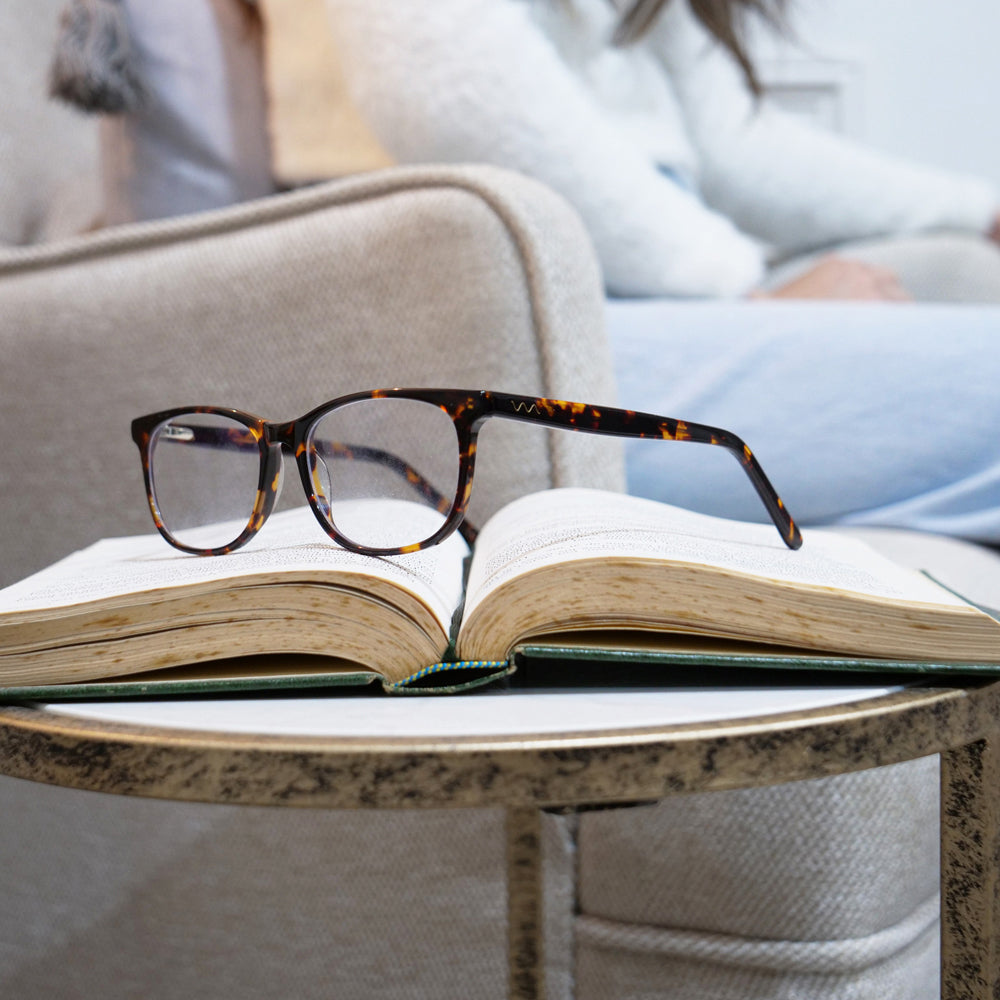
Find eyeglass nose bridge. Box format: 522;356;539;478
251;430;288;530
260;418;303;500
262;418;299;449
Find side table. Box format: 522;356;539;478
0;679;998;1000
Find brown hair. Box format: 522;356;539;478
613;0;788;95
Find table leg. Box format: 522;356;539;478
506;806;546;1000
941;737;1000;1000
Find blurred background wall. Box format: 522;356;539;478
749;0;1000;189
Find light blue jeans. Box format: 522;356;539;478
608;298;1000;542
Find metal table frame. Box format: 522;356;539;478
1;680;998;1000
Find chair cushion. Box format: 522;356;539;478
577;757;940;941
574;904;939;1000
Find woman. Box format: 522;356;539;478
327;0;1000;301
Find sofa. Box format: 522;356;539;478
4;3;1000;998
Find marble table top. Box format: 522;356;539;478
40;683;901;739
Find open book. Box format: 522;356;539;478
1;488;999;698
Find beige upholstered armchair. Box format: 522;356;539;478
1;7;621;996
5;4;1000;999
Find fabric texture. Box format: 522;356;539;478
325;0;998;298
575;907;939;1000
575;756;941;1000
608;297;1000;542
0;164;620;588
578;757;939;940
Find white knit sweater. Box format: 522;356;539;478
326;0;997;297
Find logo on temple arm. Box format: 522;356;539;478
511;401;540;415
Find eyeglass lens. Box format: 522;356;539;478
307;396;461;549
149;412;263;551
149;397;464;552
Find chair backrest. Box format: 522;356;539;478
0;165;623;586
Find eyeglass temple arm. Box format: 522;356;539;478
159;424;478;546
486;393;802;550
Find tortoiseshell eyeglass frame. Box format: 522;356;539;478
131;388;802;557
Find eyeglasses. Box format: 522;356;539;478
131;388;802;556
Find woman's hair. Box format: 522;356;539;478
613;0;788;94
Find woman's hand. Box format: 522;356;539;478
752;255;911;301
987;213;1000;244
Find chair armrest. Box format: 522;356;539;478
0;164;623;585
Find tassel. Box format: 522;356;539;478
49;0;144;113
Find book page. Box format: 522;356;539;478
463;488;968;622
0;504;470;634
